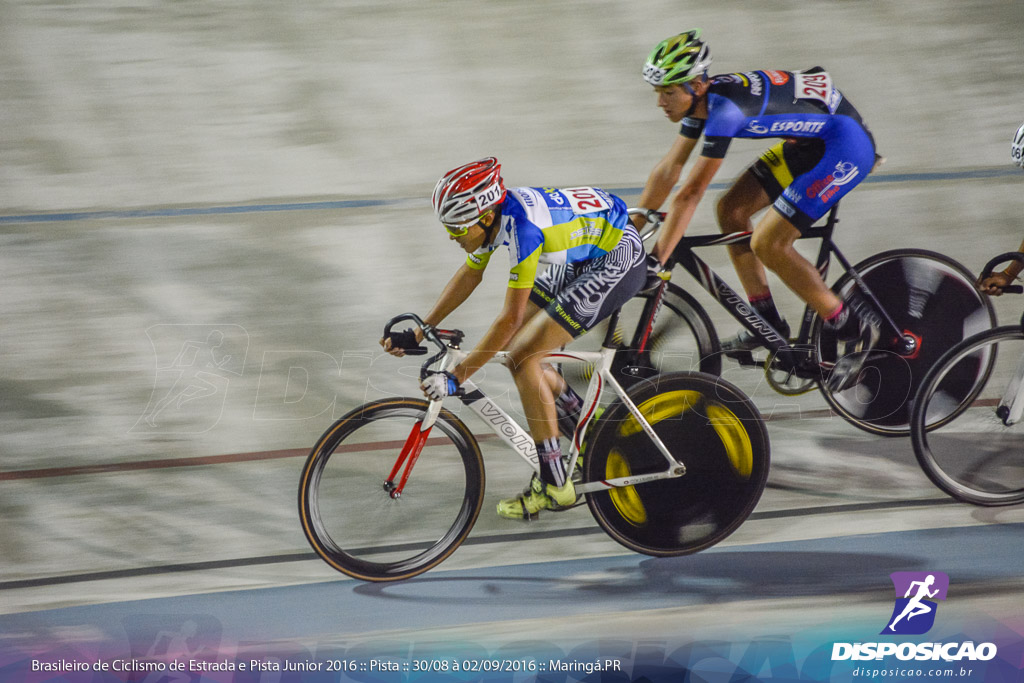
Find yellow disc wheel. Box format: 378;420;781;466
584;372;769;557
606;449;647;525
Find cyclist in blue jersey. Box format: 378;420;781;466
381;157;647;519
633;29;881;390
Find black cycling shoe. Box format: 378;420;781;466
721;319;791;353
826;316;881;393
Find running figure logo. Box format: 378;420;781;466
133;324;248;434
881;571;949;635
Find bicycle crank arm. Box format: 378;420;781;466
723;349;759;366
575;467;686;495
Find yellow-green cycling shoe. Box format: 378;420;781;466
496;474;576;521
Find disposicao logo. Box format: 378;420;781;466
881;571;948;635
831;571;998;663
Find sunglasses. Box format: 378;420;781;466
443;210;493;237
443;222;472;237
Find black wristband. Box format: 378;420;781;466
389;328;420;350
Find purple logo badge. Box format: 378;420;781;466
881;572;949;635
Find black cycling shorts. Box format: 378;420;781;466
750;138;826;201
529;224;647;338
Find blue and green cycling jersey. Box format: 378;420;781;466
466;186;630;289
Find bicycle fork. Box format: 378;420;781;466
384;399;443;499
997;350;1024;426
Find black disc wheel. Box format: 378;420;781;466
815;249;996;436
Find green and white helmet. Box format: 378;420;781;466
642;29;712;87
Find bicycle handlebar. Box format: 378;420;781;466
628;207;666;243
382;313;465;379
979;252;1024;294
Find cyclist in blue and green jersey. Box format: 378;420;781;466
465;185;632;305
381;157;646;520
634;29;881;391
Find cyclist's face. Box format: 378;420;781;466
655;84;698;122
448;221;487;252
449;210;498;252
447;210;499;252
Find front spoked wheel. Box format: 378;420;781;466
911;326;1024;505
815;249;996;436
583;372;770;556
298;398;485;581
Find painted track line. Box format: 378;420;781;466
8;398;1005;481
0;167;1017;226
0;405;835;481
0;497;956;591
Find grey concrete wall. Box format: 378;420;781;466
2;1;1021;211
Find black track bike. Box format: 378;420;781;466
574;205;996;436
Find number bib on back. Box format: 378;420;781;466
559;187;613;215
793;69;841;114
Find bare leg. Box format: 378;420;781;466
506;313;575;443
522;301;569;398
496;312;579;519
717;171;774;298
749;210;842;318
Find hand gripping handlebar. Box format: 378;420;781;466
979;252;1024;294
382;313;465;380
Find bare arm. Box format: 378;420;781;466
978;237;1024;295
422;263;484;329
451;286;532;384
632;135;699;230
650;154;725;263
380;263;483;355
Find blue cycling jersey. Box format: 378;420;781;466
681;67;876;224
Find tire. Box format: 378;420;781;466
628;283;722;377
583;372;770;556
815;249;996;436
563;283;721;390
298;398;485;581
911;326;1024;505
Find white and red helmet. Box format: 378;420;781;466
431;157;506;230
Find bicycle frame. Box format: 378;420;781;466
633;204;911;369
381;312;686;499
996;345;1024;426
978;253;1024;427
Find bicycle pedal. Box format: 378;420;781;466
723;348;756;365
